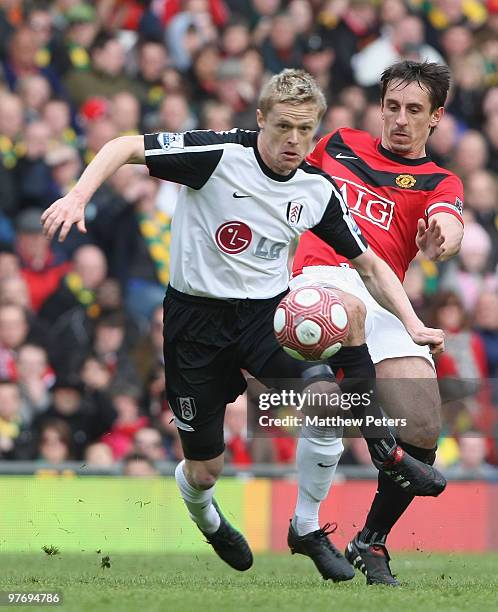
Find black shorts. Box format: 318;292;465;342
163;286;317;460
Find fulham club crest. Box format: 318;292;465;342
287;201;303;226
177;397;196;421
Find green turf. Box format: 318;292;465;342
0;552;496;612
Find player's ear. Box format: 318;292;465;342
430;106;444;129
256;108;265;130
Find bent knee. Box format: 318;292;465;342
335;292;366;345
401;417;441;448
185;463;221;490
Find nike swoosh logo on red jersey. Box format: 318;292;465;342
336;152;357;159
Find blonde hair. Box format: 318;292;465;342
258;69;327;119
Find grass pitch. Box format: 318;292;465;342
0;552;496;612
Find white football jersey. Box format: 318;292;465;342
144;129;367;299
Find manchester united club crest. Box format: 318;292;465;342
395;174;417;188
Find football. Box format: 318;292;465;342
273;286;349;361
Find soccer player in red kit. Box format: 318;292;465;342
288;61;464;585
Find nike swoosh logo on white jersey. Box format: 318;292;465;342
336;152;357;159
233;192;251;198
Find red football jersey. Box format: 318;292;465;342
293;128;464;281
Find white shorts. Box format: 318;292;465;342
289;266;433;367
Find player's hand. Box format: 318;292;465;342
407;324;445;355
41;193;87;242
416;218;445;261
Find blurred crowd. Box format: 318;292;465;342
0;0;498;475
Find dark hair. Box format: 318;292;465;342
90;32;117;55
38;418;74;459
381;61;451;113
429;290;468;329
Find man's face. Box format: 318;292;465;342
257;102;319;175
381;80;443;158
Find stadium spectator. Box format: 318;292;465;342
224;394;252;466
483;112;498;173
0;379;33;460
91;311;139;385
200;100;234;131
189;43;221;107
45;145;82;201
80;354;113;393
122;451;158;476
440;222;498;311
42;98;77;148
17;74;52;121
0;303;32;379
40;244;107;325
110;91;141;135
1;25;63;95
451;130;489;180
317;0;379;93
37;418;74;464
0;247;20;281
64;31;138;106
447;434;498;477
133;427;166;462
16;343;52;425
131;304;164;391
261;12;303;74
13;120;54;210
158;91;196;132
0;274;32;310
474;290;498;407
352;15;444;89
165;0;219;72
84;441;115;467
359;102;383;138
50;2;98;77
34;373;116;460
446;51;486;129
15;208;70;312
220;17;251;58
111;173;169;321
464;170;498;267
427;112;459;168
321;105;355;135
103;381;148;460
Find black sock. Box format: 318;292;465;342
328;344;396;462
359;442;437;544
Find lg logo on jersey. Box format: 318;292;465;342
215;221;252;254
334;178;394;231
215;221;285;260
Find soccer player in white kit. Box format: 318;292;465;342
41;69;445;574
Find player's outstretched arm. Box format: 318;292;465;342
416;213;463;262
350;248;445;354
41;135;145;242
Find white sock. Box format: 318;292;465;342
175;460;221;534
292;426;343;536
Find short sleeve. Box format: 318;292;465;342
426;174;464;224
311;181;368;259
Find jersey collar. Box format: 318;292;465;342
377;142;431;166
253;144;298;182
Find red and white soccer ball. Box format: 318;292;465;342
274;286;349;361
